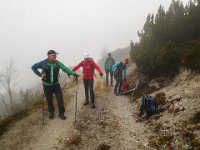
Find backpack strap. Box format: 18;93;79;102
90;59;94;70
54;60;61;77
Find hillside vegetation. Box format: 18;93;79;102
130;0;200;78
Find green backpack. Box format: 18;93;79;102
42;60;60;84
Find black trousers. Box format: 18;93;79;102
43;84;65;114
83;79;95;103
106;70;113;85
114;78;123;93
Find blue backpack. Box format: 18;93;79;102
141;95;157;115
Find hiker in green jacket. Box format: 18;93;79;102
31;50;78;120
112;58;129;96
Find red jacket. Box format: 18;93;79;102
73;59;102;79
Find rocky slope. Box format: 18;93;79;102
130;69;200;150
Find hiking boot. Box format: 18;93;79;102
91;103;96;109
59;113;66;120
84;100;89;105
49;112;54;119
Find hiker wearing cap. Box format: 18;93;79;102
31;50;78;120
112;58;129;96
72;53;103;108
104;53;115;86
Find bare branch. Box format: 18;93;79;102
0;59;19;112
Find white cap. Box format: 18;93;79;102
83;52;90;59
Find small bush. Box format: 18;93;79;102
155;92;166;106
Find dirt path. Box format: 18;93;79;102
0;79;151;150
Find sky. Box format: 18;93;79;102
0;0;189;89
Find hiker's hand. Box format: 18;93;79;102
73;73;79;81
67;74;71;78
41;74;45;80
124;78;127;81
99;72;103;77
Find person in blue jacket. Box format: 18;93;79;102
31;50;78;120
104;53;115;86
112;58;129;96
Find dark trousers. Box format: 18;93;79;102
83;79;95;103
43;84;65;114
106;70;113;85
114;78;123;93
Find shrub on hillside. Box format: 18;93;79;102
182;39;200;71
130;0;200;78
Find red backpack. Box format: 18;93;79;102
82;59;94;75
122;80;129;93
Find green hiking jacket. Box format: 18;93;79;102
32;59;75;86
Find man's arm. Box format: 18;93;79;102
31;60;44;77
57;61;76;75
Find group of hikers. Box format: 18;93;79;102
31;50;129;120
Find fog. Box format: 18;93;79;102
0;0;188;89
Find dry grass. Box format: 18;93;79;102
0;99;45;136
0;80;77;137
148;112;200;149
94;78;111;92
149;133;174;149
65;133;81;146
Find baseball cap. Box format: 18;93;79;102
47;50;59;55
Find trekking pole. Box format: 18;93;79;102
41;76;45;125
42;94;45;125
159;97;181;112
64;75;70;108
74;77;78;123
101;74;107;112
130;79;140;100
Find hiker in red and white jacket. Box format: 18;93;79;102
72;53;103;108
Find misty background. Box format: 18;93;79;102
0;0;188;89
